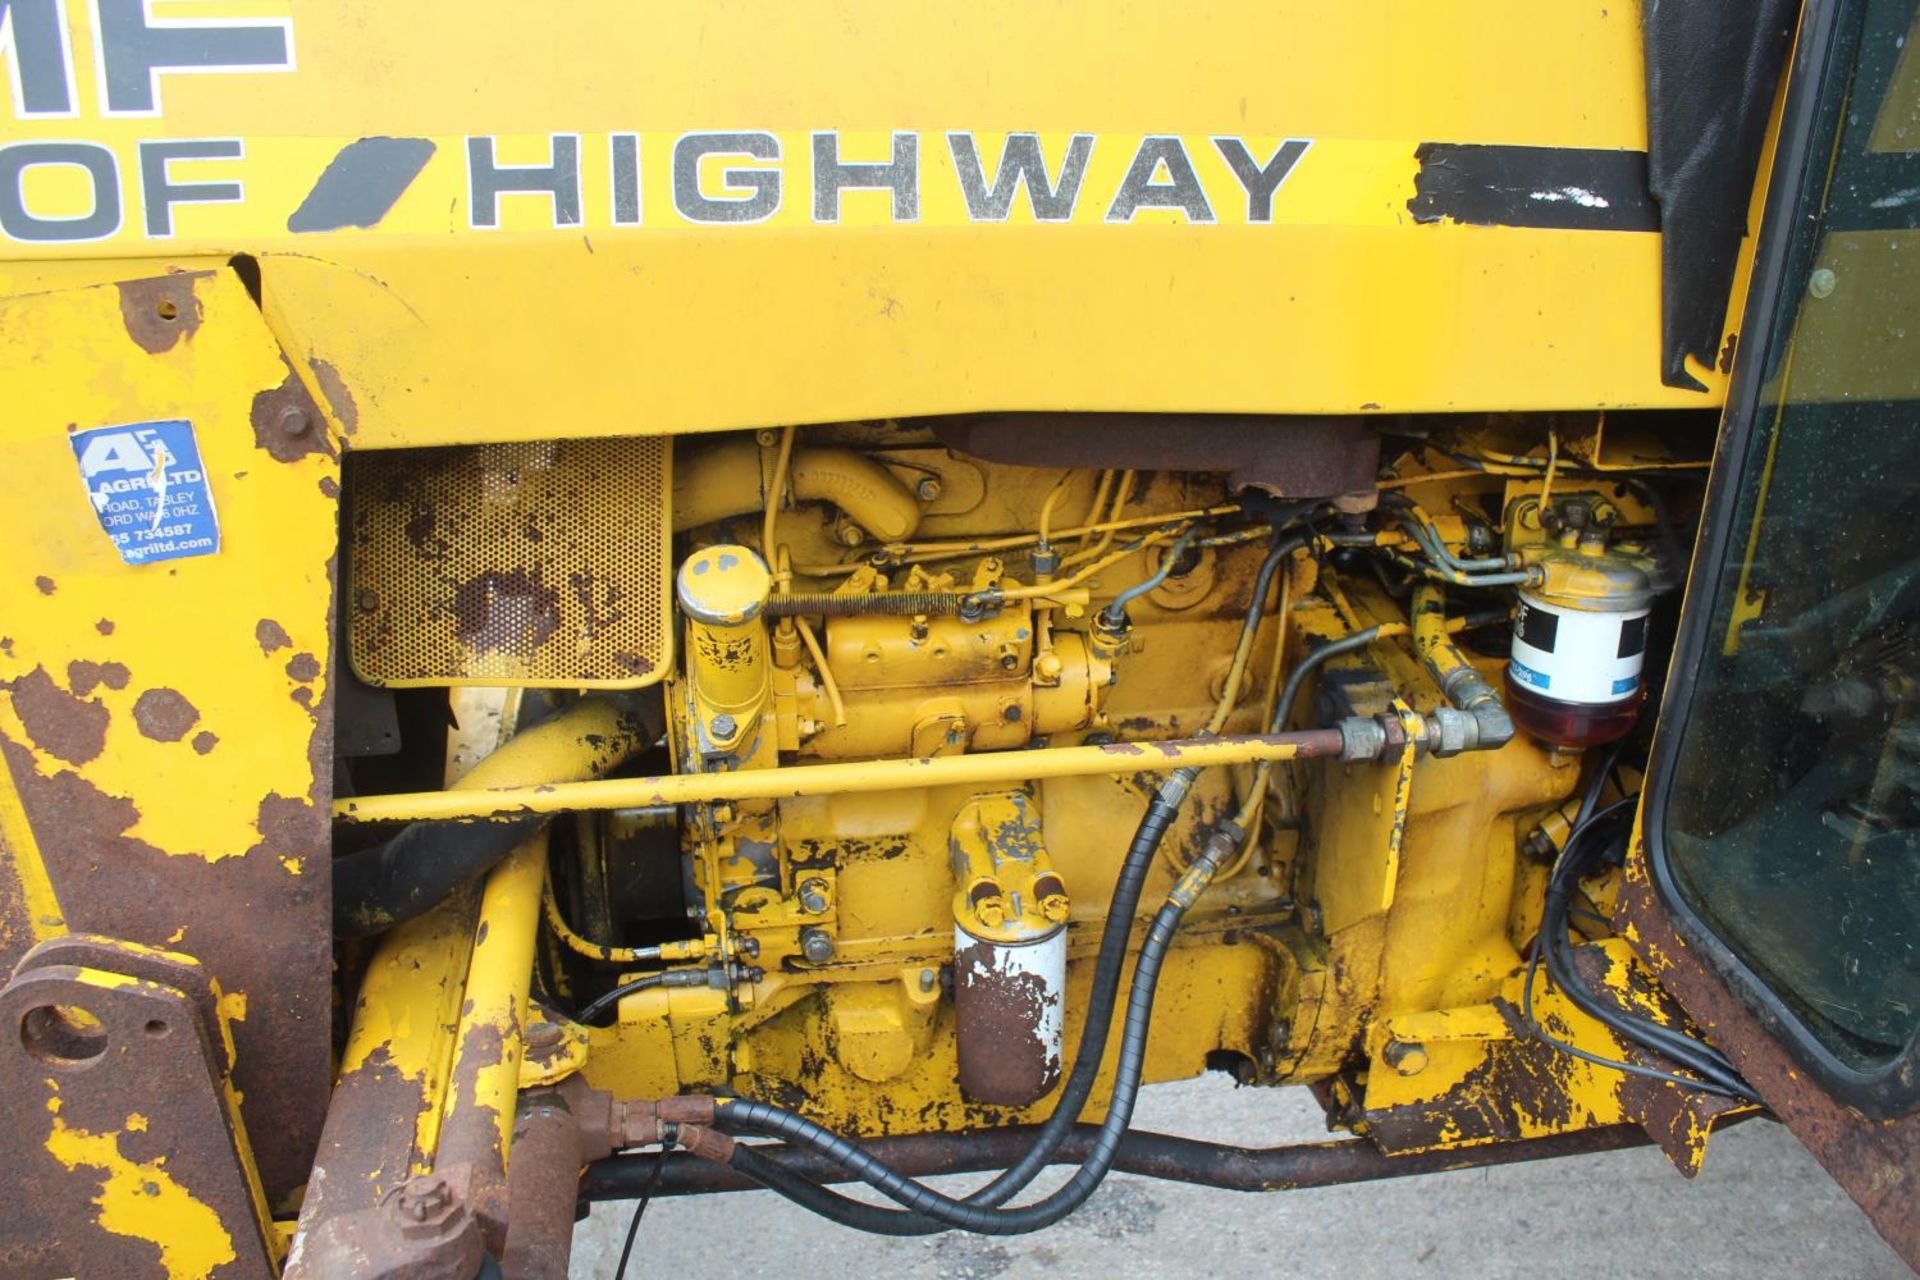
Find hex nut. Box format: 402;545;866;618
799;927;836;963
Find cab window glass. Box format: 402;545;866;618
1662;0;1920;1073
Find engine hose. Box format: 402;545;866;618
713;821;1241;1235
1538;806;1751;1097
723;764;1203;1237
331;697;646;937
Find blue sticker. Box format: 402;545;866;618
1611;675;1639;696
1509;659;1550;691
70;420;221;566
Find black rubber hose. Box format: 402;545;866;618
712;538;1307;1234
732;765;1202;1236
333;698;647;937
1538;807;1750;1097
716;826;1238;1235
334;815;545;937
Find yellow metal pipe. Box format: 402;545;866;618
289;697;644;1265
336;728;1352;824
433;829;548;1250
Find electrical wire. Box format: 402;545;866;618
612;1142;668;1280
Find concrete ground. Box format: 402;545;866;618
569;1074;1909;1280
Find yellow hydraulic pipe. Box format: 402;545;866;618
336;728;1352;824
1410;581;1479;694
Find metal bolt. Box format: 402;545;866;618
354;588;380;613
709;713;737;740
277;405;312;437
394;1175;455;1233
916;477;943;502
1382;1039;1429;1077
837;523;866;547
737;935;761;959
799;927;835;963
1809;267;1838;299
524;1021;563;1051
918;968;936;993
798;877;830;914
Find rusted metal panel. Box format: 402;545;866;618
1621;847;1920;1267
0;937;276;1279
0;268;340;1202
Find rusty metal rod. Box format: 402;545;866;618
581;1121;1656;1201
334;728;1353;824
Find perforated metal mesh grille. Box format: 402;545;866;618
346;437;670;688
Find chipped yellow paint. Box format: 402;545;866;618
0;267;337;859
216;991;249;1026
279;856;305;876
125;1113;150;1133
46;1109;238;1280
336;893;477;1175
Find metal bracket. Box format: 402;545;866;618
0;934;277;1279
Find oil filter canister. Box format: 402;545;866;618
1506;547;1655;748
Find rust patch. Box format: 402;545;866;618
453;569;561;656
1620;854;1920;1264
309;357;360;435
255;619;292;654
6;666;109;765
0;732;332;1202
192;731;220;755
0;959;278;1277
286;652;320;682
290;1046;427;1227
95;619;114;635
953;936;1061;1107
249;369;336;463
0;840;33;975
437;1018;515;1251
34;576;55;595
132;688;200;742
318;475;340;499
66;660;130;698
115;273;209;354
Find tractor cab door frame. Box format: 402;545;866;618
1633;0;1920;1264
